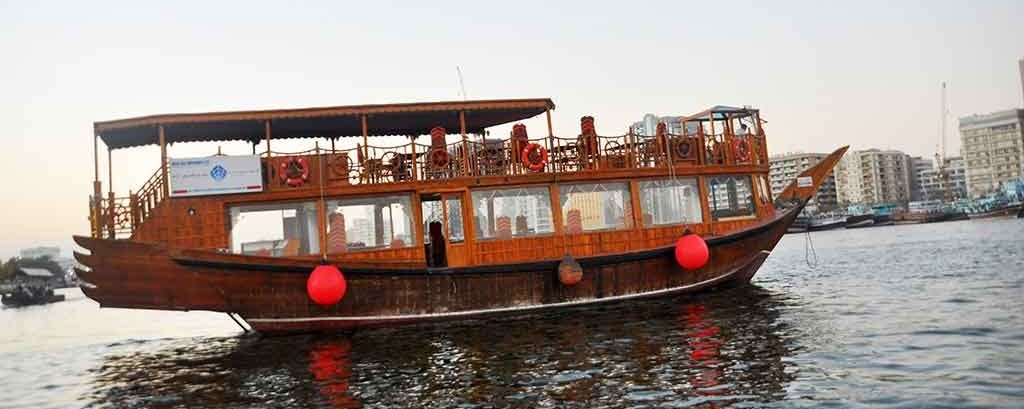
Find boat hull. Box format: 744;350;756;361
74;205;800;334
968;204;1022;220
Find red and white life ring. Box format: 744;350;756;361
731;138;752;162
521;143;548;172
279;157;310;187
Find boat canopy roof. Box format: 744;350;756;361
684;105;759;122
94;98;555;150
17;267;54;278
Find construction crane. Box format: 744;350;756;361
935;82;952;203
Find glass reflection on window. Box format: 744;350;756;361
706;175;756;220
638;178;703;226
559;182;632;233
446;196;465;243
471;187;554;240
326;194;414;252
229;201;320;257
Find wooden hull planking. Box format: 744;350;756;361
74;203;797;333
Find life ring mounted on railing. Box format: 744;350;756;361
430;148;451;169
521;143;548;172
279;156;310;187
731;138;752;162
674;138;694;160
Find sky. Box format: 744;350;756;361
0;0;1022;259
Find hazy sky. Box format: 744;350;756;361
1;0;1021;259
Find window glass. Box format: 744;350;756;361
706;175;756;220
326;194;414;252
638;178;703;226
229;201;320;257
471;186;554;240
446;196;465;243
559;182;632;232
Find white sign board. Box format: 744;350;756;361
169;155;263;197
797;176;814;188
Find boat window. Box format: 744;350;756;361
706;175;756;220
559;182;633;232
755;174;772;205
326;194;414;252
471;186;554;240
446;196;465;243
638;178;703;225
228;201;320;257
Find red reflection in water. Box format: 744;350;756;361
683;304;728;398
309;339;359;408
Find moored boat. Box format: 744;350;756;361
74;99;846;333
1;285;65;307
807;214;846;231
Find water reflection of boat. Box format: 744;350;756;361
83;286;796;408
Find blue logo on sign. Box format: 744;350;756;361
210;165;228;181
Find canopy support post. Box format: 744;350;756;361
409;134;418;181
106;146;115;239
264;120;271;157
93;131;100;185
92;132;102;238
159;125;168;198
361;114;369;160
459;111;469;176
545;107;554;171
107;147;113;197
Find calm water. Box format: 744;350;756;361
2;219;1022;408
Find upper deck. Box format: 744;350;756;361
87;98;773;267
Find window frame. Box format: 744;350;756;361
470;184;556;241
557;181;634;233
637;177;704;227
324;192;417;252
226;199;322;257
704;174;758;221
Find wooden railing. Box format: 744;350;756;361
91;166;168;239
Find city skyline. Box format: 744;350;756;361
2;1;1023;258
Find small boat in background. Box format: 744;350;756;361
1;285;65;307
807;214;846;231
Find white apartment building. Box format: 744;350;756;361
834;149;912;205
958;109;1024;198
916;156;968;201
769;152;838;209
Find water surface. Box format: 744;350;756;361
1;219;1022;408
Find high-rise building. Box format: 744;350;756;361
908;156;933;201
631;114;701;136
958;109;1024;198
346;218;372;246
768;153;838;210
834;149;912;206
916;156;968;201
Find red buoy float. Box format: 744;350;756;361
674;232;709;270
306;264;347;306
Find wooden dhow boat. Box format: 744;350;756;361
75;98;846;333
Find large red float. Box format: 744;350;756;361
674;232;709;270
307;264;347;306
